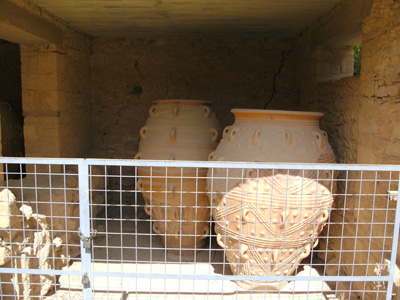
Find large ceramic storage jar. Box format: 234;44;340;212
135;100;221;252
206;109;336;290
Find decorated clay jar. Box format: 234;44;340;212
135;100;221;251
206;109;336;289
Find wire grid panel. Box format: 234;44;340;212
86;160;400;300
0;159;84;299
0;158;399;300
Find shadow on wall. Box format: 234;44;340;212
0;39;25;180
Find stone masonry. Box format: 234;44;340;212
0;0;399;299
293;0;400;299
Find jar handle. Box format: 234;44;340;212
202;106;211;118
208;151;215;161
240;244;249;260
318;209;330;223
144;204;151;216
153;223;161;234
222;126;232;139
170;128;177;143
137;179;144;191
216;233;225;248
243;209;251;222
299;244;311;260
134;152;142;159
253;130;260;146
229;129;237;142
173;227;181;240
199;226;210;240
174;209;180;220
214;156;225;174
168;154;176;171
139;127;147;140
245;169;257;178
173;105;179;118
169;183;176;195
313;132;324;149
285;130;292;147
211;128;219;143
149;105;157;117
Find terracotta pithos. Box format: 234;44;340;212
135;100;221;251
206;109;336;290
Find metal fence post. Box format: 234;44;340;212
387;172;400;300
78;159;93;300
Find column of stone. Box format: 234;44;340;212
20;43;65;173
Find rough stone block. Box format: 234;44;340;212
376;84;400;98
21;71;61;91
22;90;60;111
386;143;400;157
0;245;11;267
0;189;23;242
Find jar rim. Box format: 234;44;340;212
153;99;212;105
231;109;323;120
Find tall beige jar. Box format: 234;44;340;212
135;100;221;252
206;109;336;289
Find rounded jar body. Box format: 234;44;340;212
136;100;221;251
206;109;336;289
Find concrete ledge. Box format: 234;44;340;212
311;0;373;47
0;1;62;44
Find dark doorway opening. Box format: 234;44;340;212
0;39;25;179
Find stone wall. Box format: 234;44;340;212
20;38;91;158
58;30;92;158
358;0;400;166
1;0;399;298
294;0;400;299
89;38;295;158
11;0;92;159
317;77;361;164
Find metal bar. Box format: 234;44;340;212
386;171;400;300
0;268;82;276
87;272;391;282
78;159;93;300
83;159;400;172
0;156;399;300
0;156;400;171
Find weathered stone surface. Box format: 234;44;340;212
0;171;104;299
0;189;23;242
89;37;296;158
294;0;400;299
0;189;65;299
9;0;93;160
1;0;399;299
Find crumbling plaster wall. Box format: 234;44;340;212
89;38;296;158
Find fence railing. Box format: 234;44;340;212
0;157;399;300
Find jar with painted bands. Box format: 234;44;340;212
206;109;336;289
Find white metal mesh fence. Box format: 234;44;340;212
0;158;399;300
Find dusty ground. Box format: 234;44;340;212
47;219;337;300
